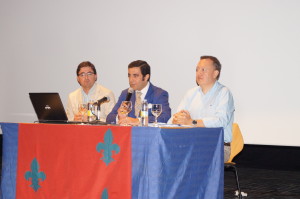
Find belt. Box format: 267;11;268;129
224;142;231;146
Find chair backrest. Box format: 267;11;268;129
227;123;244;162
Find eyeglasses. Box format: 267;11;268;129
78;72;95;77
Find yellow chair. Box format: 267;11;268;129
225;123;244;199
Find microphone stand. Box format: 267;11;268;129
96;101;101;121
92;99;109;121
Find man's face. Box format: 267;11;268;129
128;67;149;91
77;66;97;90
196;59;219;88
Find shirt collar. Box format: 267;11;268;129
199;81;219;95
136;82;150;100
81;82;97;103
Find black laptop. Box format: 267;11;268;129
29;92;74;123
29;93;106;125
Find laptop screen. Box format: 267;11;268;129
29;93;68;122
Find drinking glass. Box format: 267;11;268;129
151;104;162;127
119;101;132;126
78;103;88;123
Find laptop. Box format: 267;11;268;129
29;93;107;125
29;92;74;123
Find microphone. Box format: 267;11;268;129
125;87;134;101
97;96;110;105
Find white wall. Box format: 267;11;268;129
1;0;300;146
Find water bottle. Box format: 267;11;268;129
87;100;95;122
140;99;148;126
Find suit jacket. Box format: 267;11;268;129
106;83;171;124
66;83;116;122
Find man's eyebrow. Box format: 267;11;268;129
80;71;93;73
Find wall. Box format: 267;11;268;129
1;0;300;146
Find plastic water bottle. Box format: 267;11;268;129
87;100;95;122
141;99;148;126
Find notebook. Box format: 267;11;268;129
29;92;78;124
29;92;107;125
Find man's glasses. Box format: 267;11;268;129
78;72;95;77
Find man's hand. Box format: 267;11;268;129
118;117;140;126
117;107;140;126
74;113;87;122
172;110;193;125
117;107;127;120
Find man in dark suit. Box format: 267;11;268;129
106;60;171;125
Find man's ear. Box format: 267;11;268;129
77;76;81;86
145;74;150;81
213;70;219;79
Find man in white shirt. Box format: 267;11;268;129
66;61;116;122
172;56;235;162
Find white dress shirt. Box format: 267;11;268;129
175;81;235;142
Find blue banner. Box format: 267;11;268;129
1;123;19;199
131;127;224;199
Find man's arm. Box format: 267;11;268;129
172;110;205;127
101;91;116;122
170;88;191;124
66;95;74;121
201;87;234;128
106;91;125;124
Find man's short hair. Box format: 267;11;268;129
76;61;97;76
200;56;221;80
128;60;151;81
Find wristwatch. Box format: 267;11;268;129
192;120;197;125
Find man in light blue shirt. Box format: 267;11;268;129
172;56;235;162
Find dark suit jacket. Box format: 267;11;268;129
106;83;171;124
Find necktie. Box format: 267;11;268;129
135;91;142;117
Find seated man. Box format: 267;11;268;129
106;60;171;125
66;61;116;122
172;56;235;162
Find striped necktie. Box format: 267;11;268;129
135;91;142;117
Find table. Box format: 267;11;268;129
0;123;224;199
